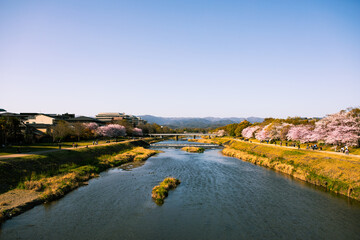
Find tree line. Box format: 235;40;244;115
213;108;360;147
0;117;184;145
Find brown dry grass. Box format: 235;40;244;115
181;147;205;153
152;177;181;205
0;140;160;222
98;147;158;166
200;138;360;201
18;147;159;202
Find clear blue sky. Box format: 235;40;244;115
1;0;359;118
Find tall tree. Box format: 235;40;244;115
313;108;360;146
0;116;22;144
242;126;260;139
51;121;72;142
72;122;86;141
234;120;251;137
132;128;143;136
255;124;271;141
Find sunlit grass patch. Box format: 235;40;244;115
283;150;305;156
152;177;181;205
181;147;205;153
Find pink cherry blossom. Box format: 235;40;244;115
313;109;360;146
286;125;314;143
255;124;271;141
132;128;143;136
216;129;226;137
83;122;99;131
96;124;126;138
242;126;260;139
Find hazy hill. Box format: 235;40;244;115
139;115;264;129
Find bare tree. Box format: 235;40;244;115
51;121;72;142
72;122;86;141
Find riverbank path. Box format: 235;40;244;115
226;138;360;159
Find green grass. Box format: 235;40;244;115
152;177;181;205
181;147;205;153
283;150;305;156
0;140;152;194
0;139;128;155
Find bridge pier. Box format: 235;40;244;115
175;135;179;141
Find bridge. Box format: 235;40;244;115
150;143;221;148
148;133;217;140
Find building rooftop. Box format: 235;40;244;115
96;113;125;117
67;116;103;123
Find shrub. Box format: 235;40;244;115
152;177;180;205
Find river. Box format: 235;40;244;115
1;140;360;240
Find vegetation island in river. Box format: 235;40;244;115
181;147;205;153
152;177;181;205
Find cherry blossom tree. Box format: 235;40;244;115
83;122;99;131
242;126;260;139
216;129;226;137
132;128;143;136
255;124;271;141
279;123;293;141
260;123;295;141
266;123;280;140
313;109;360;146
286;125;314;143
97;124;126;138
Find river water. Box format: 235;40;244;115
1;140;360;240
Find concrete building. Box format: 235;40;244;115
66;116;103;124
95;113;126;122
25;114;56;125
24;113;75;133
95;112;147;126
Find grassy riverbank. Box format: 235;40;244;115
0;139;159;222
0;138;153;156
194;138;360;201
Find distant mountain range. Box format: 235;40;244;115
139;115;264;129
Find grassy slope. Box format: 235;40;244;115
225;138;360;156
0;140;151;194
197;138;360;201
0;140;159;221
0;139;126;155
